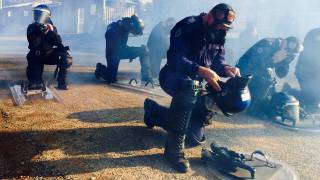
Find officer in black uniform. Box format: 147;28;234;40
143;4;240;173
95;15;153;84
147;18;176;79
26;4;72;90
236;37;303;117
291;28;320;113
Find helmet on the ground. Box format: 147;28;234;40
270;92;300;122
129;14;144;35
207;75;252;117
33;4;51;24
210;3;236;30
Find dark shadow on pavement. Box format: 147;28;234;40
66;70;140;85
0;126;169;178
68;107;144;123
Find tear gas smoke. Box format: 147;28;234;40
0;0;320;90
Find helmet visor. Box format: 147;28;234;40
33;10;50;24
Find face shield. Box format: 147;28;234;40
33;9;51;24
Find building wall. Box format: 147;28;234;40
0;0;138;34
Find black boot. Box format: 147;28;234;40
144;98;169;129
95;63;115;84
95;63;104;80
28;80;45;91
164;82;198;173
57;68;68;90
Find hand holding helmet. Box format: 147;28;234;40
198;66;221;91
224;66;241;77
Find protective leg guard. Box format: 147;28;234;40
144;98;169;129
164;82;198;173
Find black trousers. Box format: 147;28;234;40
105;46;151;82
26;49;72;84
149;49;166;78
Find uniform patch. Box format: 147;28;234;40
187;17;196;24
257;47;264;54
175;29;182;37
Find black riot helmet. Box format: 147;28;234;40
33;4;51;24
210;3;236;30
207;75;252;117
128;14;144;35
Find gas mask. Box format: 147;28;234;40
206;4;235;44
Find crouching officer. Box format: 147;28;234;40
26;4;72;90
143;4;240;173
236;37;303;117
95;15;153;84
147;18;176;79
290;28;320;113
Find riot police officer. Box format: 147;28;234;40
95;15;153;84
26;4;72;90
291;28;320;113
147;18;176;79
143;4;240;173
236;37;303;117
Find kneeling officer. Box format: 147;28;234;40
26;4;72;90
95;15;153;84
143;3;241;173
